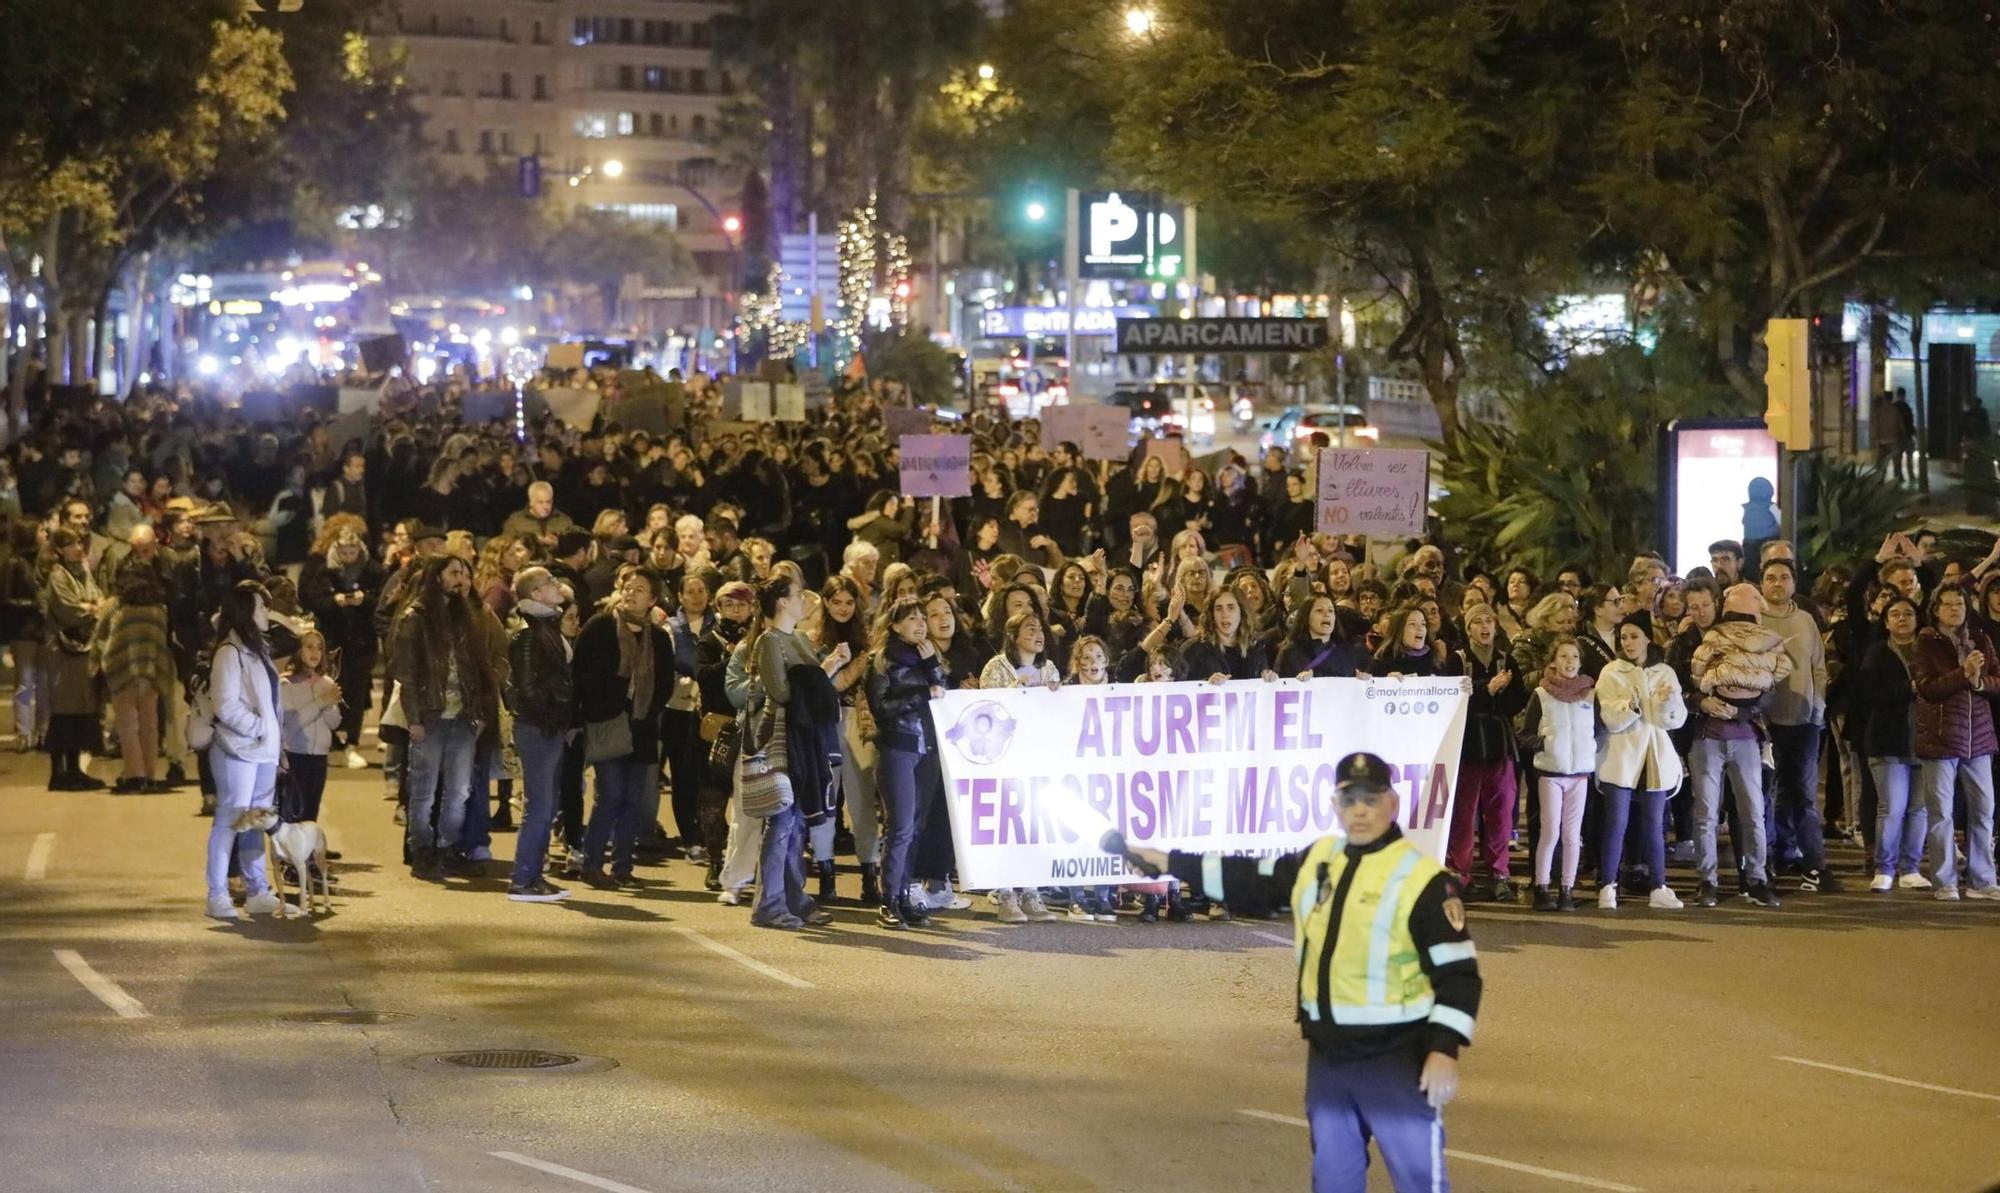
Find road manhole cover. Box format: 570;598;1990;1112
409;1050;616;1075
281;1010;417;1026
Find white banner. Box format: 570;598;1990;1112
932;676;1469;889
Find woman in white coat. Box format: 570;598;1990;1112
1594;616;1687;910
204;581;284;921
1526;637;1596;911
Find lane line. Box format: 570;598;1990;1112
1775;1055;2000;1104
52;949;149;1019
24;831;54;880
668;925;815;989
1236;1109;1644;1192
1247;929;1292;947
489;1151;656;1193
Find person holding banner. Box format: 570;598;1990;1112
1177;589;1278;684
977;610;1063;925
1113;752;1481;1193
863;596;948;930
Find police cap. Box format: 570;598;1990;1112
1334;752;1393;794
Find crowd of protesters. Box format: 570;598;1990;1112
5;364;1995;928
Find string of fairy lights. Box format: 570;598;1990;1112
740;192;910;364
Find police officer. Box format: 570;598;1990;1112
1116;751;1482;1192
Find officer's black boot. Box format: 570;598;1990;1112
859;863;881;905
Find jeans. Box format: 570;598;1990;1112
1768;722;1828;869
1306;1044;1446;1193
1533;774;1587;888
206;745;275;898
812;711;883;865
512;723;565;887
1447;758;1515;880
753;803;817;924
1921;755;1998;891
459;735;494;855
1869;757;1927;878
11;639;46;744
1692;736;1768;886
584;754;652;877
285;751;329;821
875;745;924;910
405;716;476;854
1597;785;1668;889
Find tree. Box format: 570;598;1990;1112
541;210;693;329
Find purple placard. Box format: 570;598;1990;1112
899;434;973;498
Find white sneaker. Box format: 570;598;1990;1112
1964;885;2000;901
1647;886;1683;910
1935;886;1962;902
922;879;971;911
995;889;1028;923
1598;885;1618;910
1019;889;1058;922
243;891;281;916
1897;872;1934;890
717;887;744;906
345;748;368;770
1869;874;1894;893
205;894;239;920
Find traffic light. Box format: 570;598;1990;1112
1764;318;1811;450
1024;198;1049;223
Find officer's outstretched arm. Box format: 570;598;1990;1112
1159;847;1310;918
1408;872;1482;1057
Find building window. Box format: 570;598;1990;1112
425;13;438;33
648;112;664;136
720;70;735;96
617;64;636;90
572;16;590;45
689;69;707;95
616;111;636;136
574;112;608;139
442;128;460;153
533;74;548;100
478;130;493;154
533;20;545;44
532;132;544;154
500;131;514;154
498;17;510;41
618;17;634;42
691;20;711;48
643;66;665;92
680;157;716;186
499;72;514;99
690;114;707;137
441;69;461;96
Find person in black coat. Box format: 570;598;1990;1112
1177;589;1276;682
1452;604;1528;900
1277;595;1369;678
297;527;385;760
570;566;687;885
1851;594;1928;887
503;566;577;900
865;596;950;929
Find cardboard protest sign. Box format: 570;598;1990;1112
1041;404;1129;459
337;385;383;414
1142;436;1188;474
882;406;931;439
358;334;405;375
1315;448;1429;537
933;676;1470;887
461;390;515;424
898;434;973;498
542;386;602;431
773;383;806;422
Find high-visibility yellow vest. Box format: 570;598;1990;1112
1291;834;1441;1027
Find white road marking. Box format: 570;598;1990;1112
24;832;54;880
1775;1055;2000;1104
1248;929;1292;947
52;949;149;1019
669;925;815;989
489;1151;657;1193
1237;1108;1645;1192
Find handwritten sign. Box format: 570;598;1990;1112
1040;404;1130;460
773;383;806;422
542;386;602;431
899;434;973;498
1315;448;1429;537
1142;436;1188;475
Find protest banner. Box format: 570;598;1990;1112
337;385;383;414
699;419;758;445
1142;436;1188;474
461;390;515;423
730;380;774;421
882;405;931;439
1315;448;1429;537
773;383;806;421
1041;404;1129;458
609;392;669;436
357;334;406;375
545;342;586;371
898;433;973;498
542;386;602;431
932;675;1469;889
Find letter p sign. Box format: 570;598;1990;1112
1090;193;1140;259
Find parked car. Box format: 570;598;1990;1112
1258;404;1378;453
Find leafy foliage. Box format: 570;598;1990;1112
1434;339;1739;579
1797;458;1917;571
860;329;961;407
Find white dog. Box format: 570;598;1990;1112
232;807;332;918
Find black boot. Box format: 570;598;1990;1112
815;859;838;902
704;858;723;892
899;895;931;927
47;752;67;791
67;752;103;790
859;863;882;906
411;846;445;881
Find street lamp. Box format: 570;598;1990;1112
1025;200;1048;223
977;62;996;81
601;158;625;179
1124;6;1155;36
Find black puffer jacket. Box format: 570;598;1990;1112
866;638;948;753
505;607;574;733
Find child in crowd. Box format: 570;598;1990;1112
280;629;345;872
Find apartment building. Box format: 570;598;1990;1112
379;0;740;323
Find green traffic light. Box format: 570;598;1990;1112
1025;200;1049;222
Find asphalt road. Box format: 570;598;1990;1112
4;750;1999;1193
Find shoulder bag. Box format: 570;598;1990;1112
735;702;793;819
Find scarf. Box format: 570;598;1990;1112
1540;667;1594;703
616;610;655;711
